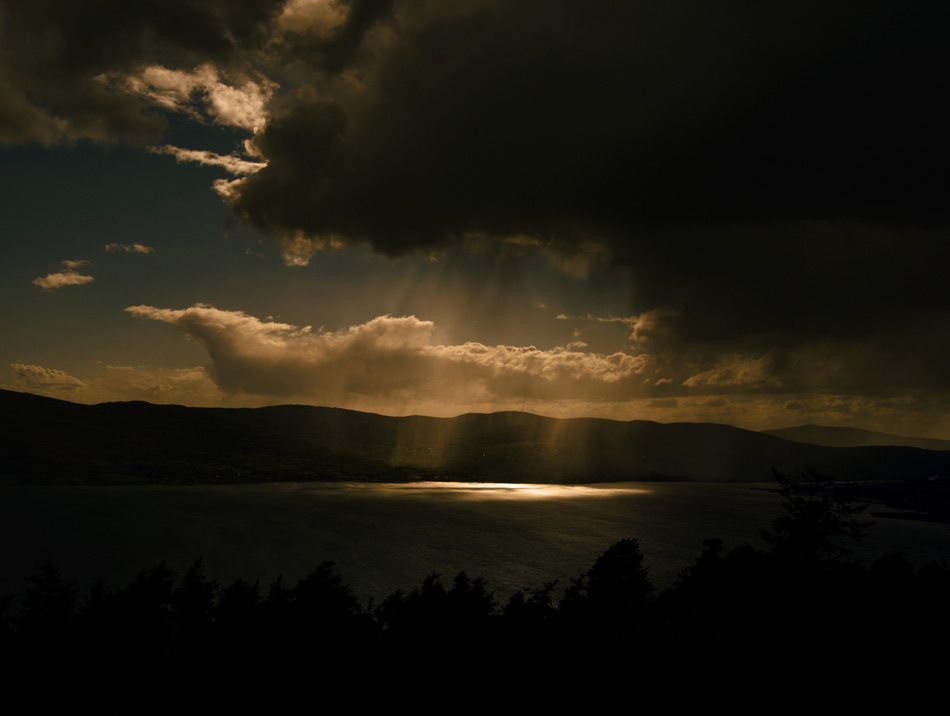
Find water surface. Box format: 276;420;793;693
2;481;948;605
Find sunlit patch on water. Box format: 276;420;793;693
368;481;653;500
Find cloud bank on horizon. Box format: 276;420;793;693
2;1;949;436
124;303;655;404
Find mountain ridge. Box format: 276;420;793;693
761;424;950;451
2;388;949;485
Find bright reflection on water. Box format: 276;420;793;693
367;481;653;500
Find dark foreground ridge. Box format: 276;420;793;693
2;471;947;684
3;388;950;485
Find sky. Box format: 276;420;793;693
2;0;950;438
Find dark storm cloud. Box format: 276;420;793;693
0;0;285;143
8;0;947;253
616;222;950;341
230;1;950;252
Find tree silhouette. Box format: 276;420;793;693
112;561;176;661
14;560;78;667
217;577;261;626
215;577;263;659
560;538;654;645
504;580;558;624
172;558;219;655
446;571;494;628
760;467;873;564
375;569;496;663
17;560;77;638
289;561;374;662
0;592;12;638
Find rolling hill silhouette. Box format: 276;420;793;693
762;424;950;451
2;389;949;485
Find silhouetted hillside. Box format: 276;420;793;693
2;389;950;485
762;424;950;451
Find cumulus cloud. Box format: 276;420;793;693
104;243;154;253
0;0;285;145
106;63;275;132
121;301;950;420
33;260;94;290
277;0;347;35
125;303;659;409
627;310;678;345
33;273;94;290
268;231;345;266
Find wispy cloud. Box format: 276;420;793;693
104;243;154;254
10;363;86;391
683;353;785;390
554;310;676;344
149;145;266;176
7;362;222;405
33;260;94;290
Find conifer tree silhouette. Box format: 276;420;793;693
761;467;873;564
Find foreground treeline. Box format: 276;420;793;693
3;470;949;676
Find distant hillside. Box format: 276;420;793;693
762;425;950;451
2;389;950;485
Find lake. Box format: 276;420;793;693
2;481;949;607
